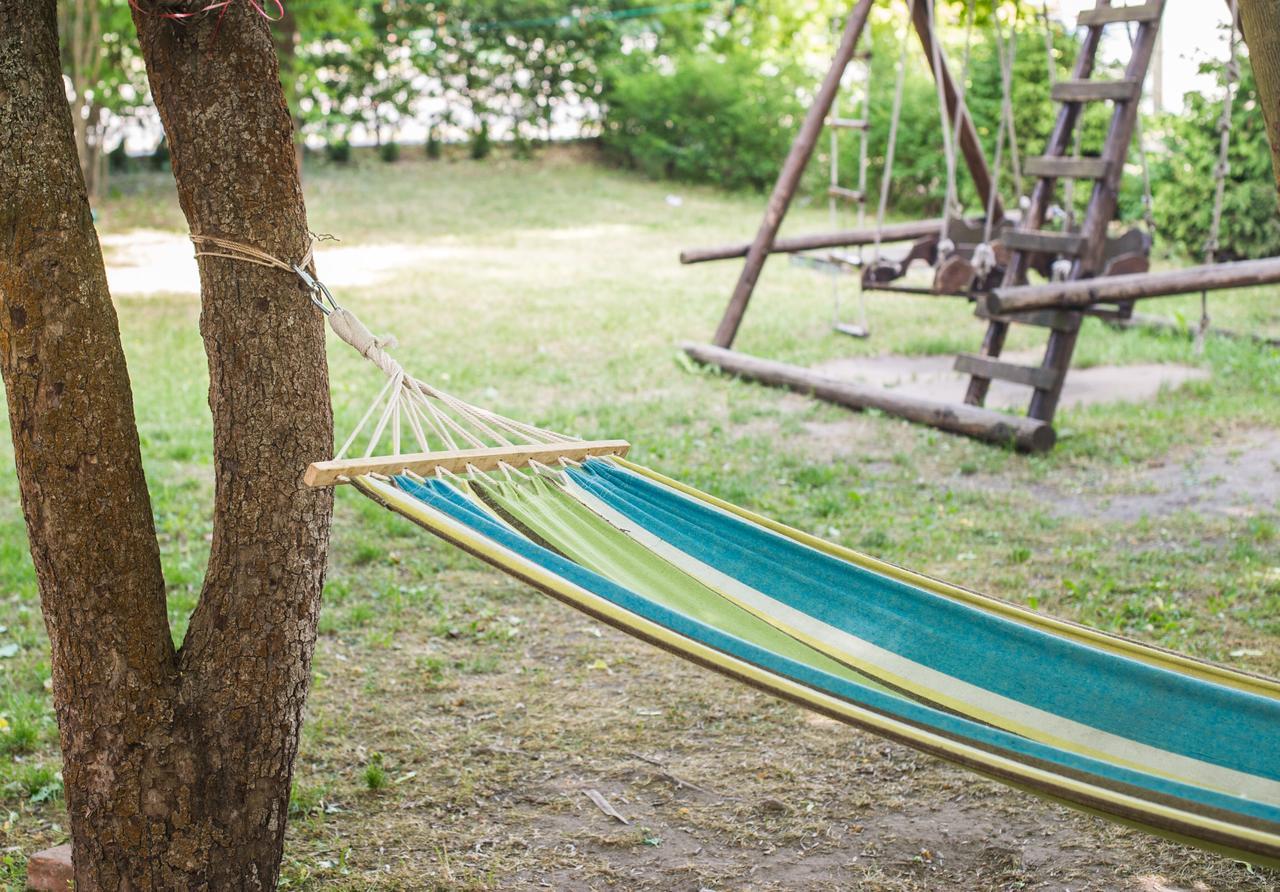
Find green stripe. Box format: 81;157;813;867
473;474;893;694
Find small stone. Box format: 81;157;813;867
27;844;72;891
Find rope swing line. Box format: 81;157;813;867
1200;0;1241;353
870;0;916;267
189;235;578;474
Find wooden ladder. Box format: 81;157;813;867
959;0;1165;422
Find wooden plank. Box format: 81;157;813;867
1077;3;1161;26
954;354;1062;390
683;343;1055;452
710;0;875;349
827;185;865;202
1003;229;1085;256
680;218;946;265
988;257;1280;314
304;440;632;487
1032;1;1167;424
828;117;869;130
970;11;1107;409
974;305;1080;332
1052;79;1141;102
1024;156;1111;179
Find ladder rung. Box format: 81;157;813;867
1024;156;1111;180
1077;3;1162;26
828;186;866;202
828;117;869;130
1002;229;1085;256
1051;79;1141;102
975;304;1080;333
955;354;1063;390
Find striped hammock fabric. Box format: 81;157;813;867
349;457;1280;867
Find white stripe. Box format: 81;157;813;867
562;477;1280;806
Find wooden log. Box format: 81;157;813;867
304;440;631;487
681;343;1055;452
710;0;875;349
679;218;947;265
987;257;1280;314
1101;311;1280;347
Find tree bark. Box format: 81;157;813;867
128;2;335;886
2;2;334;887
1239;0;1280;193
0;0;178;883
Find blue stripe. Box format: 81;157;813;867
566;460;1280;789
392;473;1280;826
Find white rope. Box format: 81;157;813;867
938;0;977;253
872;0;916;264
927;0;957;257
1199;0;1240;352
189;233;581;461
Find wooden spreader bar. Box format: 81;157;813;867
305;440;631;487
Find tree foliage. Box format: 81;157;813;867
1152;52;1280;260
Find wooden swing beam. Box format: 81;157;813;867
682;343;1055;452
680;218;947;265
705;0;1003;350
986;256;1280;315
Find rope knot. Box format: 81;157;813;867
328;307;404;380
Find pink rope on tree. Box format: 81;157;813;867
129;0;285;24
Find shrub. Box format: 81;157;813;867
470;121;492;161
425;129;441;160
1151;54;1280;260
599;48;807;192
148;137;170;171
326;139;353;165
379;140;400;163
107;142;135;174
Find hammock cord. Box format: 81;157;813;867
189;234;573;459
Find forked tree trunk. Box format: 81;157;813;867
0;0;178;882
1;1;334;887
1239;1;1280;192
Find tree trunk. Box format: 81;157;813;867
1239;0;1280;192
0;0;177;882
129;2;336;886
2;2;334;887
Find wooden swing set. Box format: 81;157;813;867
681;0;1280;452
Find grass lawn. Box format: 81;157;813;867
1;147;1279;889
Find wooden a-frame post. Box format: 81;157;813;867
711;0;1003;349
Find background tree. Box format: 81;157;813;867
2;0;333;885
59;0;149;197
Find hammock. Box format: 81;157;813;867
197;235;1280;868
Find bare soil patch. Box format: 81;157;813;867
811;350;1209;412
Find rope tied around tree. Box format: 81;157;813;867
189;233;573;464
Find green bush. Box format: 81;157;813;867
470;121;492;161
148;137;170;171
326;140;353;165
379;140;400;163
108;142;135;174
599;48;807;192
425;129;441;160
1151;55;1280;260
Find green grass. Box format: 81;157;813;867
1;147;1278;888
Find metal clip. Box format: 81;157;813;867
292;264;341;316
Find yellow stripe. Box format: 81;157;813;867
355;475;1280;865
613;458;1280;701
562;476;1280;803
